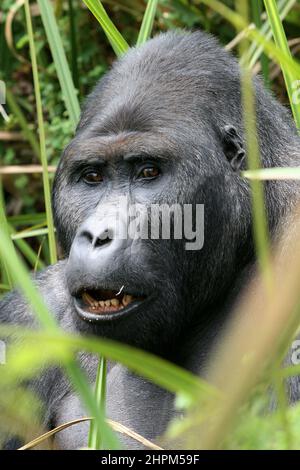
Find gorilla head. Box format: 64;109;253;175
52;31;300;356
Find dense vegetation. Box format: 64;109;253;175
1;0;300;450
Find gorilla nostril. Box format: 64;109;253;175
79;228;114;248
81;230;94;244
93;229;113;248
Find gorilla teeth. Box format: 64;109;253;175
81;290;136;313
122;295;133;306
82;292;96;307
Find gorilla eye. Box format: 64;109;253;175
82;170;103;185
138;166;160;180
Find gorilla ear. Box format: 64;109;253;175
221;125;245;171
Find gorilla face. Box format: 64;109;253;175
52;31;253;353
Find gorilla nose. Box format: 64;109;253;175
67;215;130;287
80;227;113;249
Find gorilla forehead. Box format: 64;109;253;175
78;30;240;136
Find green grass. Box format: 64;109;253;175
1;0;300;450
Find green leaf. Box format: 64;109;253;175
137;0;158;46
263;0;300;128
36;0;80;129
82;0;129;56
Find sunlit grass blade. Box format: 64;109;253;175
88;356;107;449
8;223;45;269
0;181;12;290
36;0;80;129
250;0;269;86
24;0;57;265
235;0;273;295
243;168;300;180
0;325;217;405
11;228;50;240
67;0;79;90
136;0;158;46
243;0;296;69
82;0;129;56
198;0;300;84
263;0;300;129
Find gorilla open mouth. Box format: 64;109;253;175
74;287;146;322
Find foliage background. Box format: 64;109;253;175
1;0;300;450
1;0;300;232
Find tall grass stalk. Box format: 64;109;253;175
263;0;300;129
247;0;296;69
136;0;158;46
5;89;40;159
88;357;107;449
37;0;80;129
24;0;57;265
199;0;300;86
83;0;129;56
67;0;79;90
236;0;273;294
250;0;269;87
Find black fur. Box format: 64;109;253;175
1;30;300;449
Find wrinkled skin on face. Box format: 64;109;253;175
2;30;300;449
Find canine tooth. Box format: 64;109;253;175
82;292;95;306
105;300;111;307
111;298;119;307
123;295;133;306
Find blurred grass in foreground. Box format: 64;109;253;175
1;0;300;450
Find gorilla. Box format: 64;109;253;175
1;29;300;449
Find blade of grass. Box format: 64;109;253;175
263;0;300;129
88;356;107;449
18;416;162;450
8;223;45;269
236;1;273;294
251;0;269;87
36;0;80;129
242;0;296;69
0;284;10;291
136;0;158;46
5;89;40;159
24;0;57;265
82;0;129;56
0;180;12;290
0;325;217;405
243;168;300;180
8;213;46;226
67;0;79;90
11;228;50;240
198;0;300;89
0;104;9;122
